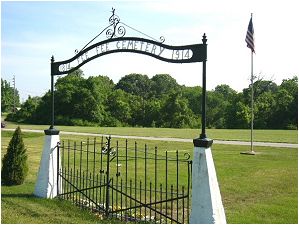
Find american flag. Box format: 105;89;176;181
245;16;255;53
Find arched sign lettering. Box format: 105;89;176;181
52;37;206;76
47;8;210;145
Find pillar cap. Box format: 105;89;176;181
193;137;213;148
44;128;60;135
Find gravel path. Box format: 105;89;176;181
2;128;297;148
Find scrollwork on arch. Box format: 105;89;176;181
106;7;126;39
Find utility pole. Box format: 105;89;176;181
13;75;16;113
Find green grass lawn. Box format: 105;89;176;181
1;185;106;224
3;121;298;143
0;131;121;224
1;130;298;223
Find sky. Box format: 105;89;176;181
1;0;299;102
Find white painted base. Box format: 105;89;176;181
190;146;226;224
34;134;61;198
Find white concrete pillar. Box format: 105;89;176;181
190;138;226;224
34;130;61;198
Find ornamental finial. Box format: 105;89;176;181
106;7;126;39
202;33;207;44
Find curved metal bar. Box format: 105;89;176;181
51;36;206;76
119;21;164;43
75;8;123;53
78;24;112;53
77;8;163;53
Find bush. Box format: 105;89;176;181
1;126;28;185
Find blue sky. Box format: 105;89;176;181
2;0;299;102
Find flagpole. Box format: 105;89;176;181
241;13;255;155
250;49;254;153
250;13;254;153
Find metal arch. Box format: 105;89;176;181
46;8;209;143
51;36;207;76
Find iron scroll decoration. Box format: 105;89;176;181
106;7;126;39
47;8;209;142
51;8;207;76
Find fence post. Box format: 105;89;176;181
105;136;111;217
190;138;226;224
57;142;60;197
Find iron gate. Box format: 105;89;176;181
57;136;192;223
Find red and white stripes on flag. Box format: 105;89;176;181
245;16;255;53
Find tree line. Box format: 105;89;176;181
1;78;20;113
3;70;298;129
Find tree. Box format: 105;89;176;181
6;96;41;123
86;75;114;99
151;74;180;97
241;79;279;129
54;70;114;125
54;69;86;118
254;91;276;128
226;102;251;128
127;94;144;127
182;86;202;115
207;84;239;128
160;92;196;128
4;68;296;130
206;91;229;128
242;79;278;105
1;78;20;112
85;75;115;124
143;98;162;127
214;84;237;101
115;73;152;99
106;89;132;126
1;126;28;185
271;76;298;129
32;91;52;124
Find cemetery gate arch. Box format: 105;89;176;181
46;8;208;140
46;8;210;223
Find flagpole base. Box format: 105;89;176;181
240;151;256;155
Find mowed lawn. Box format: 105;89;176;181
4;121;298;143
1;131;115;224
1;129;298;224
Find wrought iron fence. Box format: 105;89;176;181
57;136;192;223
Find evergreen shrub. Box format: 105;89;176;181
1;126;28;185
